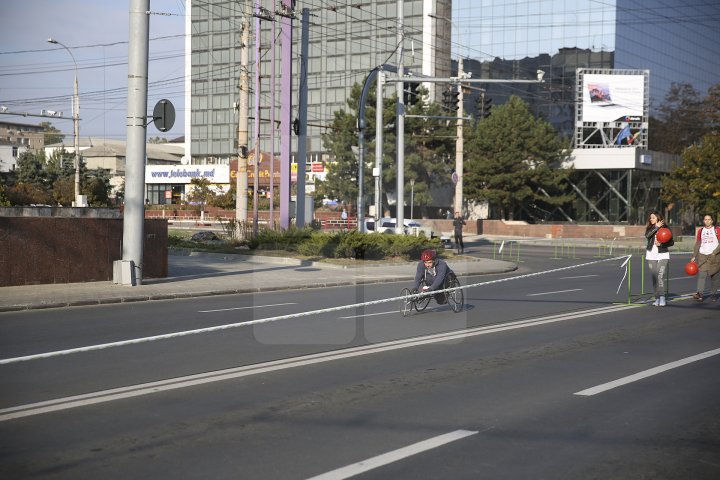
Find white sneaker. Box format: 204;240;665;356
658;296;666;307
652;298;659;306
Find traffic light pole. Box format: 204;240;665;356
454;58;465;214
383;70;544;221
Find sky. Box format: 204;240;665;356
0;0;187;142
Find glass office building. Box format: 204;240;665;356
454;0;720;139
186;0;452;166
452;0;719;223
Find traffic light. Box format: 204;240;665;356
444;90;459;112
483;96;493;118
403;81;420;106
442;89;452;110
442;88;460;112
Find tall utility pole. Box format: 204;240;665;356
235;10;250;239
123;0;150;285
454;58;465;215
395;0;405;234
252;0;262;236
295;7;310;227
279;0;295;229
47;38;81;206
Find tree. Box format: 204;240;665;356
661;133;720;221
85;168;113;207
464;96;573;221
39;121;64;146
391;99;455;217
318;83;365;209
186;177;216;216
703;83;720;134
15;150;48;187
318;80;455;217
649;82;706;154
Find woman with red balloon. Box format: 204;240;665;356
644;211;674;306
690;214;720;302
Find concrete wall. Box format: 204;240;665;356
423;219;681;240
0;215;167;287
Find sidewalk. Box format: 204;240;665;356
0;250;517;312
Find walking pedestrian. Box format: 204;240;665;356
453;211;466;254
644;210;674;307
690;214;720;302
340;208;348;230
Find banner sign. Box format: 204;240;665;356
582;74;645;123
146;165;230;184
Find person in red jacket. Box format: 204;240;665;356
690;214;720;302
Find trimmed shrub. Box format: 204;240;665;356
335;231;385;259
297;231;340;257
254;226;314;251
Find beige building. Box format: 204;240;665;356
0;120;45;172
45;138;185;198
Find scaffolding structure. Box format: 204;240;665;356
566;68;664;224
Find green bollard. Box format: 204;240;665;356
627;258;632;305
641;254;645;296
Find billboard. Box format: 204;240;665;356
582;73;645;123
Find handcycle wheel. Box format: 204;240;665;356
400;288;414;317
414;286;431;312
447;277;464;313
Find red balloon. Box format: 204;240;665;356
685;261;699;276
656;227;672;244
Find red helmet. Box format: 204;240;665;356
420;249;437;262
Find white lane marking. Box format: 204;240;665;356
0;304;637;421
559;275;599;279
527;288;583;297
574;347;720;396
306;430;478;480
199;302;296;313
0;255;630;366
668;276;694;281
339;311;397;319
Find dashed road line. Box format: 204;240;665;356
574;347;720;396
199;302;296;313
306;430;478;480
528;288;582;297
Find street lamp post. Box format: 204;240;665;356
409;178;415;219
48;38;81;206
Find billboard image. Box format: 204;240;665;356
582;74;645;122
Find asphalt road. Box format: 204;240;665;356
1;245;718;479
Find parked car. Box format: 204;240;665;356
365;217;434;237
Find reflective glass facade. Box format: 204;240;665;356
187;0;452;164
453;0;720;138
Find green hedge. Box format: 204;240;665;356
173;228;443;260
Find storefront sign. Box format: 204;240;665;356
146;165;230;184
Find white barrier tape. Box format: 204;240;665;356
616;255;632;295
0;255;630;366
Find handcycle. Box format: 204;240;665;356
399;273;464;316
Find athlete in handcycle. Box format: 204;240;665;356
400;249;464;315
